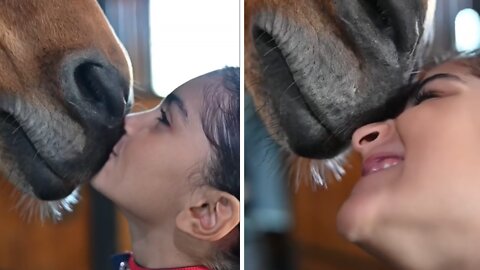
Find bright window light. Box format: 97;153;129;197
455;8;480;52
149;1;239;97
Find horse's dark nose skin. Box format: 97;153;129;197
61;50;129;129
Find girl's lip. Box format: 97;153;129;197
362;153;404;176
111;136;125;157
112;146;120;157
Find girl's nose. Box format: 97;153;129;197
123;114;137;135
352;120;395;154
123;109;158;135
123;112;146;135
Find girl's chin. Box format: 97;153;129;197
336;193;383;243
90;164;113;193
89;173;104;191
337;203;364;242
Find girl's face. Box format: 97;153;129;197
337;62;480;266
92;75;218;225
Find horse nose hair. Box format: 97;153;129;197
61;51;130;128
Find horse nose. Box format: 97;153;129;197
61;51;130;128
74;62;127;119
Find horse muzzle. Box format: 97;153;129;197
247;0;429;159
0;50;132;201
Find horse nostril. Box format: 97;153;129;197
358;0;396;40
61;51;130;129
73;62;126;120
74;63;104;103
360;131;379;145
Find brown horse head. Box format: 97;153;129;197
0;0;132;201
245;0;436;159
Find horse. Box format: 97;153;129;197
245;0;436;183
0;0;132;217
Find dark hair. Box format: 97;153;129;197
200;66;240;270
201;67;240;200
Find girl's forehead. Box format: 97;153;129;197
175;76;221;97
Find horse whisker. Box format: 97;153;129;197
263;46;279;57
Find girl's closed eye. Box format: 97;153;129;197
409;73;463;106
413;88;442;105
157;108;170;126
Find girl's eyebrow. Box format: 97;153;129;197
406;73;464;101
164;93;188;119
415;73;464;90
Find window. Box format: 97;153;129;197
455;8;480;51
149;1;240;97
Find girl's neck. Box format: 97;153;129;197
126;216;199;268
370;225;480;270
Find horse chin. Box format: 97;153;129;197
16;188;81;222
0;111;71;200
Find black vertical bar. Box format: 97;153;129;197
90;2;117;269
90;186;117;270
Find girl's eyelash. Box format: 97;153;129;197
157;108;170;126
409;73;455;105
413;89;440;105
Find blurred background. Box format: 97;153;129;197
244;0;480;269
0;1;239;270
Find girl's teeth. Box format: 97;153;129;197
363;156;403;176
376;159;399;172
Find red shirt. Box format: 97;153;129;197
112;253;209;270
126;253;209;270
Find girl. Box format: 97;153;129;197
338;52;480;270
92;67;240;270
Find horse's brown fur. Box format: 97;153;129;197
0;0;131;96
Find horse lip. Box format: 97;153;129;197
0;110;64;178
251;15;347;157
0;107;74;200
251;21;336;129
253;27;336;131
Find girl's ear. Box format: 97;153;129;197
176;188;239;242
